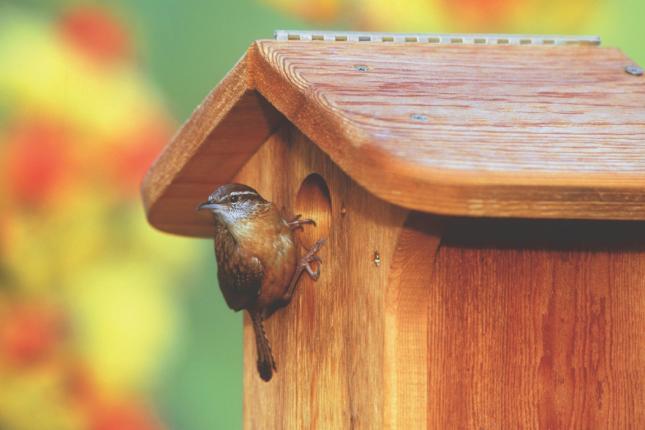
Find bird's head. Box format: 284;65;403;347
197;184;271;226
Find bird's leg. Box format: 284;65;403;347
281;238;325;303
287;214;316;231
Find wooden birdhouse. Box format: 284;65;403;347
141;31;645;429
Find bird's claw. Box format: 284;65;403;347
288;214;317;231
305;262;320;280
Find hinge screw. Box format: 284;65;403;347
625;65;643;76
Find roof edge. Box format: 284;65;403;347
141;53;251;213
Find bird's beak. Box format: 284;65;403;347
197;201;221;212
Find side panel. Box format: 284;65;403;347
428;220;645;428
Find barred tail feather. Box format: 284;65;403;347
250;311;276;382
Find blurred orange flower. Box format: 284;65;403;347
103;116;172;197
4;119;74;209
440;0;527;30
90;402;164;430
59;6;132;64
0;303;67;367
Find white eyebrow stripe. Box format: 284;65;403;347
229;191;258;198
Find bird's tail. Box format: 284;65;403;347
250;311;276;382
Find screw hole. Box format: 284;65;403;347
410;113;429;122
625;65;643;76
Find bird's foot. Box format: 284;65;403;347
281;238;326;303
288;214;316;231
301;239;325;280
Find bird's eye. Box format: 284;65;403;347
230;195;239;203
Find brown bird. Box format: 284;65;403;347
197;184;324;381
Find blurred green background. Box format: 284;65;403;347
0;1;643;429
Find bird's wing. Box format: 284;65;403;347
217;255;263;312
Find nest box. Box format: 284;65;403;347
142;32;645;429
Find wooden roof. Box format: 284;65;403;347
142;39;645;236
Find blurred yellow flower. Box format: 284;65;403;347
354;0;444;32
262;0;606;33
0;10;165;146
66;261;179;395
0;6;193;429
0;370;85;430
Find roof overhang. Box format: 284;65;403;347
142;37;645;237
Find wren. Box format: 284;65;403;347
198;184;324;381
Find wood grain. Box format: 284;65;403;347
141;41;645;237
427;219;645;428
252;41;645;220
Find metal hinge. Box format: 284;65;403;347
274;30;601;46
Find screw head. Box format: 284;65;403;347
354;64;369;72
373;251;381;267
410;113;429;122
625;65;643;76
